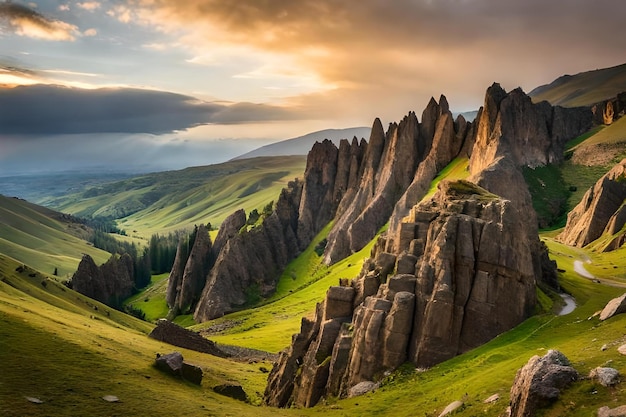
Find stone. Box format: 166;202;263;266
102;395;119;403
347;381;378;398
483;393;500;403
602;344;608;351
25;396;43;404
149;319;229;358
589;367;620;387
600;293;626;321
509;350;578;417
598;405;626;417
213;384;247;402
324;286;355;320
154;352;203;385
619;344;626;356
438;400;463;417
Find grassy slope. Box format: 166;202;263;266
529;62;626;107
525;121;626;230
3;233;626;416
47;156;306;239
0;195;110;277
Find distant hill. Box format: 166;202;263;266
46;155;306;239
0;195;110;277
232;127;371;160
529;62;626;107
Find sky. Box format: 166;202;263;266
0;0;625;173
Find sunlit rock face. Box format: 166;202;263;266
558;158;626;250
264;180;538;408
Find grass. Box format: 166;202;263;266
195;224;378;353
529;62;626;107
524;125;625;230
0;195;110;278
46;156;306;240
124;273;171;322
421;157;470;201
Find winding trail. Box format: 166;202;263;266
557;293;576;316
573;260;595;279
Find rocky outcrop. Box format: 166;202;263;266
591;92;626;125
599;293;626;321
469;84;592;174
558;158;626;250
509;350;578;417
148;319;229;358
325;96;476;263
265;180;539;407
589;367;620;387
193;179;304;321
71;253;134;308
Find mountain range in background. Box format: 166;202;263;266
232;127;371;160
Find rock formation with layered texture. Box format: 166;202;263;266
71;253;134;308
264;83;597;408
265;180;538;407
324;96;476;263
558;158;626;251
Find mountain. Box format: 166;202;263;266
0;195;110;277
231;127;371;160
529;62;626;107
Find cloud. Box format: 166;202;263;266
133;0;626;115
0;84;300;135
0;2;79;41
76;2;101;11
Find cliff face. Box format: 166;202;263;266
71;253;134;308
166;224;214;315
469;83;592;175
324;96;475;264
558;158;626;250
263;83;599;408
264;180;537;407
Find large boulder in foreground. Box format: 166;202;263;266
509;350;578;417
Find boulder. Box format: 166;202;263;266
598;405;626;417
213;384;247;402
149;319;229;358
509;350;578;417
347;381;378;398
154;352;203;385
590;367;620;387
600;293;626;321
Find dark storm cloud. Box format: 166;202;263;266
0;84;297;134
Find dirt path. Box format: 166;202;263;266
557;293;576;316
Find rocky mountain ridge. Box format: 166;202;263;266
165;83;593;324
263;81;594;407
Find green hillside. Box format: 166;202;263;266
529;62;626;107
524;119;626;229
3;225;626;417
0;195;110;277
46;155;306;239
